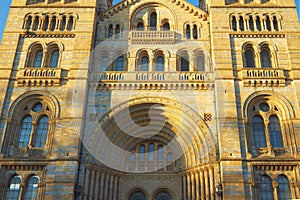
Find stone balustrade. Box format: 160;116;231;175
90;71;211;82
242;68;285;87
129;30;176;44
16;68;66;87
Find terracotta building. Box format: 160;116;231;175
0;0;299;199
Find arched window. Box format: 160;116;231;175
268;115;283;148
277;175;292;199
139;145;145;160
33;50;43;68
24;176;39;200
49;50;59;68
157;145;163;161
231;16;237;31
163;22;170;30
249;16;254;31
155;56;164;71
260;175;274;200
186;24;191;39
18;115;32;148
33;16;39;31
252;115;267;148
130;153;135;161
137;22;144;30
244;48;255;68
148;143;154;161
67;16;74;31
180;56;189;71
150;12;157;30
115;24;120;39
256;16;261;31
43;16;49;31
101;56;109;71
266;16;271;31
196;54;205;71
33;116;49;148
108;24;113;38
273;16;279;31
260;48;272;68
60;16;66;31
50;16;56;31
167;152;173;161
115;56;124;71
129;191;146;200
26;16;32;30
193;25;198;39
6;176;21;200
239;16;244;31
155;191;172;200
140;56;149;71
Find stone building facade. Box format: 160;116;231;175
0;0;299;199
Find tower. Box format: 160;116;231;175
0;0;299;199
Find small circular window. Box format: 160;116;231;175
32;103;42;112
259;103;269;112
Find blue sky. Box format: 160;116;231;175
0;0;299;43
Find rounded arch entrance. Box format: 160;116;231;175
86;96;216;172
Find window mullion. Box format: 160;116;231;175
30;120;38;148
264;118;271;148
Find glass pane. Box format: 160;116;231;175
259;103;269;112
277;175;292;200
245;49;255;68
156;56;164;71
155;191;172;200
148;143;154;161
140;56;149;71
33;50;43;68
167;153;173;161
260;49;272;68
129;191;146;200
269;115;283;148
24;176;39;200
50;16;56;31
150;12;157;30
139;145;145;160
18;116;32;148
60;16;66;31
239;16;244;31
252;115;267;148
158;145;163;161
115;24;120;39
249;16;254;31
137;22;144;30
68;17;74;31
115;56;124;71
273;16;279;31
181;57;189;71
49;50;59;68
6;176;21;200
27;16;32;30
130;153;135;161
260;175;274;200
266;16;271;31
108;25;113;38
163;22;170;30
186;25;191;39
33;116;49;147
256;17;261;31
232;16;237;31
196;55;205;71
43;17;49;31
101;57;109;71
193;25;198;39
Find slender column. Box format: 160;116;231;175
83;168;90;200
113;176;119;200
89;170;95;198
209;168;215;200
104;174;110;200
262;17;266;31
245;17;250;31
108;175;114;200
200;170;205;200
191;173;195;200
187;173;191;200
94;171;100;199
204;169;209;200
195;171;200;200
99;172;105;200
272;181;278;200
183;175;187;200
